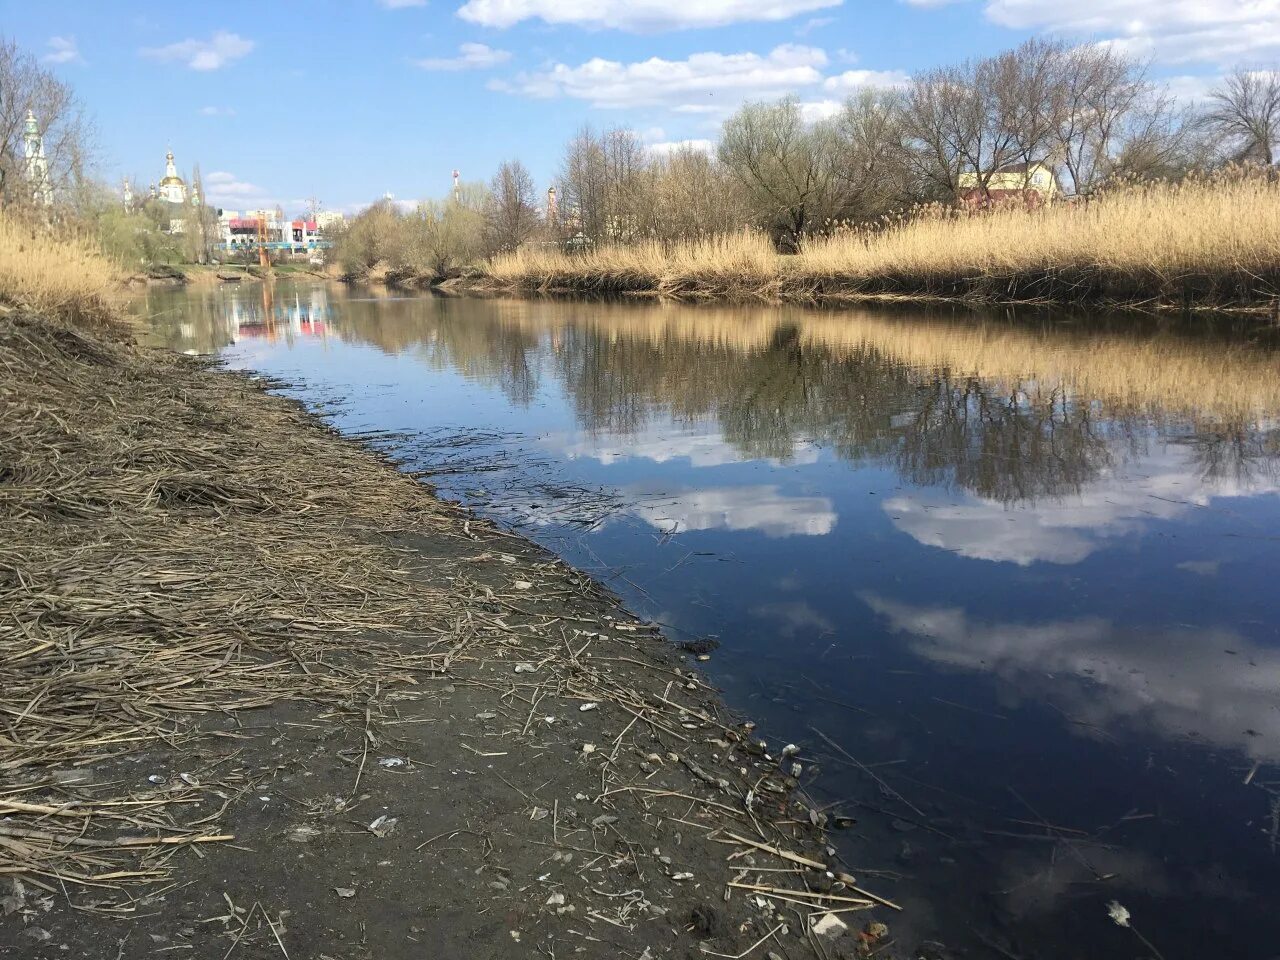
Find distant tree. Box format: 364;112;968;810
1205;68;1280;165
559;127;609;242
332;198;402;275
0;35;95;213
718;97;840;249
643;145;748;241
486;159;538;253
399;183;490;275
829;88;911;222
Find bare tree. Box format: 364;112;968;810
829;88;910;221
899;63;990;200
559;126;608;242
1051;44;1150;193
718;97;840;248
1205;67;1280;165
0;35;95;213
643;145;748;241
486;159;538;252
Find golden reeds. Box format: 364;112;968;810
484;175;1280;311
0;217;123;327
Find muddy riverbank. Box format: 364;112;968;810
0;309;902;959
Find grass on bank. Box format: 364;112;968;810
486;174;1280;309
0;217;122;326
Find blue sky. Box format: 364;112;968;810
4;1;1273;217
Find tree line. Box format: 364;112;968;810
335;39;1279;275
1;33;1277;272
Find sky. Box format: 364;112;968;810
3;1;1276;217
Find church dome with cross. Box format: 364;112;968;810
157;149;187;204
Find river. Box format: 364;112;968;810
142;281;1280;960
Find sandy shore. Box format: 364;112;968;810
0;310;897;959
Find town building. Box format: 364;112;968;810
215;207;334;256
958;161;1061;209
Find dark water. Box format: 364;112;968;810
142;282;1280;960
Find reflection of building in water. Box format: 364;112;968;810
226;286;332;344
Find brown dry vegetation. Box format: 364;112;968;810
0;218;121;327
482;175;1280;311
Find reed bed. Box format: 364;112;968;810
484;176;1280;311
488;231;778;300
0;217;122;327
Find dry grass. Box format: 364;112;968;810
484;175;1280;311
488;231;778;299
0;311;460;893
0;217;122;327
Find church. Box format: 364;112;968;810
156;150;187;204
146;148;201;234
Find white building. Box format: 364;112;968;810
158;150;187;204
23;111;53;207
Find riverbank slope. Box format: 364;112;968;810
0;237;891;957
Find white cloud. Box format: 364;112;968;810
631;485;836;537
458;0;842;31
199;105;237;117
42;36;83;65
798;99;842;122
984;0;1280;66
795;16;836;36
141;31;254;71
204;170;271;204
497;44;827;111
1160;74;1218;103
648;138;717;156
822;68;911;92
415;43;511;71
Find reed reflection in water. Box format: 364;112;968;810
142;284;1280;960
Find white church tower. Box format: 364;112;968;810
159;149;187;204
23;111;53;207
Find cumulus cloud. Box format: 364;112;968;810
495;44;827;111
141;31;254;71
822;68;911;92
415;42;511;71
199;105;237;117
984;0;1280;65
798;99;842;122
459;0;842;31
42;36;83;65
204;171;271;205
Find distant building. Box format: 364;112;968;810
158;150;188;204
216;207;330;255
958;161;1061;209
23;111;53;207
314;210;345;232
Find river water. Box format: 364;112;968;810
142;282;1280;959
